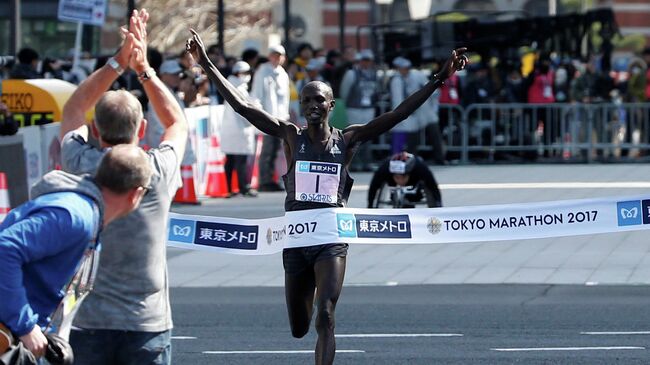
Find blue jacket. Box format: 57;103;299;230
0;171;103;336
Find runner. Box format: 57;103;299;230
187;29;467;365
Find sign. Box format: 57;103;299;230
58;0;107;26
0;79;80;127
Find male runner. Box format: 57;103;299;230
187;29;467;365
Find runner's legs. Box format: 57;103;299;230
313;256;346;365
285;268;316;338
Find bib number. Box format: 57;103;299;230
295;161;341;204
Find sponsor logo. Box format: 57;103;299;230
296;161;339;175
195;221;258;250
336;213;357;238
168;219;195;243
330;144;341;155
617;200;642;226
336;213;412;239
299;143;306;154
427;217;442;235
299;192;334;203
266;226;286;245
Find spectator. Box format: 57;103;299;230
570;57;613;104
463;62;496;105
144;59;197;167
321;49;341;88
389;57;426;154
10;48;41;79
330;46;356;98
251;44;290;192
340;49;378;171
59;10;188;364
221;61;258;198
501;66;527;103
0;145;152;359
0;101;18;136
626;58;646;103
526;57;555;104
293;42;314;82
642;48;650;101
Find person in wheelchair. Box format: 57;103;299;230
368;151;442;208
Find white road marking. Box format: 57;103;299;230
202;350;365;354
352;182;650;191
581;331;650;335
171;336;197;340
336;333;463;338
491;346;645;352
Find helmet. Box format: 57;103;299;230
388;152;416;175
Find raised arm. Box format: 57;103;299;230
60;11;144;140
129;10;187;159
186;29;296;139
344;48;468;146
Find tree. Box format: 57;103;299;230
139;0;281;54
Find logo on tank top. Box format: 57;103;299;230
299;143;306;154
330;144;341;155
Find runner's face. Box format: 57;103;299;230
300;83;332;125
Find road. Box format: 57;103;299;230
170;285;650;365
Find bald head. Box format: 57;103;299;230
95;144;152;194
94;90;144;145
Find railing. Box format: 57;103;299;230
367;102;650;164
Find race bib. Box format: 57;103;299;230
449;87;458;100
543;86;553;99
295;161;340;204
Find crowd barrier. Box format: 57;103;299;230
374;102;650;164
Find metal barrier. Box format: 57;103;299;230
377;102;650;164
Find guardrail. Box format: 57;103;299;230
368;102;650;164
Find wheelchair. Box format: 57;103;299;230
370;181;433;209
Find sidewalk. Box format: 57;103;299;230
168;164;650;287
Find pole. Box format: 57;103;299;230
338;0;345;52
72;22;83;73
549;0;557;16
283;0;291;52
218;0;225;54
10;0;21;54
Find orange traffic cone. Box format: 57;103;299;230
0;172;10;223
204;136;229;198
174;165;200;204
250;134;263;190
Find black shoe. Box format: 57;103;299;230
258;183;284;192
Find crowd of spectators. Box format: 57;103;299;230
2;43;650;167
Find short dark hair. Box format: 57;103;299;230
95;144;152;194
241;48;259;63
17;48;39;64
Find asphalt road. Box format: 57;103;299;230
170;284;650;365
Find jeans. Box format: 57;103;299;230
69;328;171;365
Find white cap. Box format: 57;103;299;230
392;56;411;69
357;49;374;61
268;44;286;55
232;61;251;74
159;60;182;75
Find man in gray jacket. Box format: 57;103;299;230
59;9;188;365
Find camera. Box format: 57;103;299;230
0;56;15;68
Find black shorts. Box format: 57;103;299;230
282;243;349;275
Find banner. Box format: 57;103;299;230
168;195;650;255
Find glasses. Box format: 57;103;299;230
140;185;152;197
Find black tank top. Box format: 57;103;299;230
283;127;354;212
